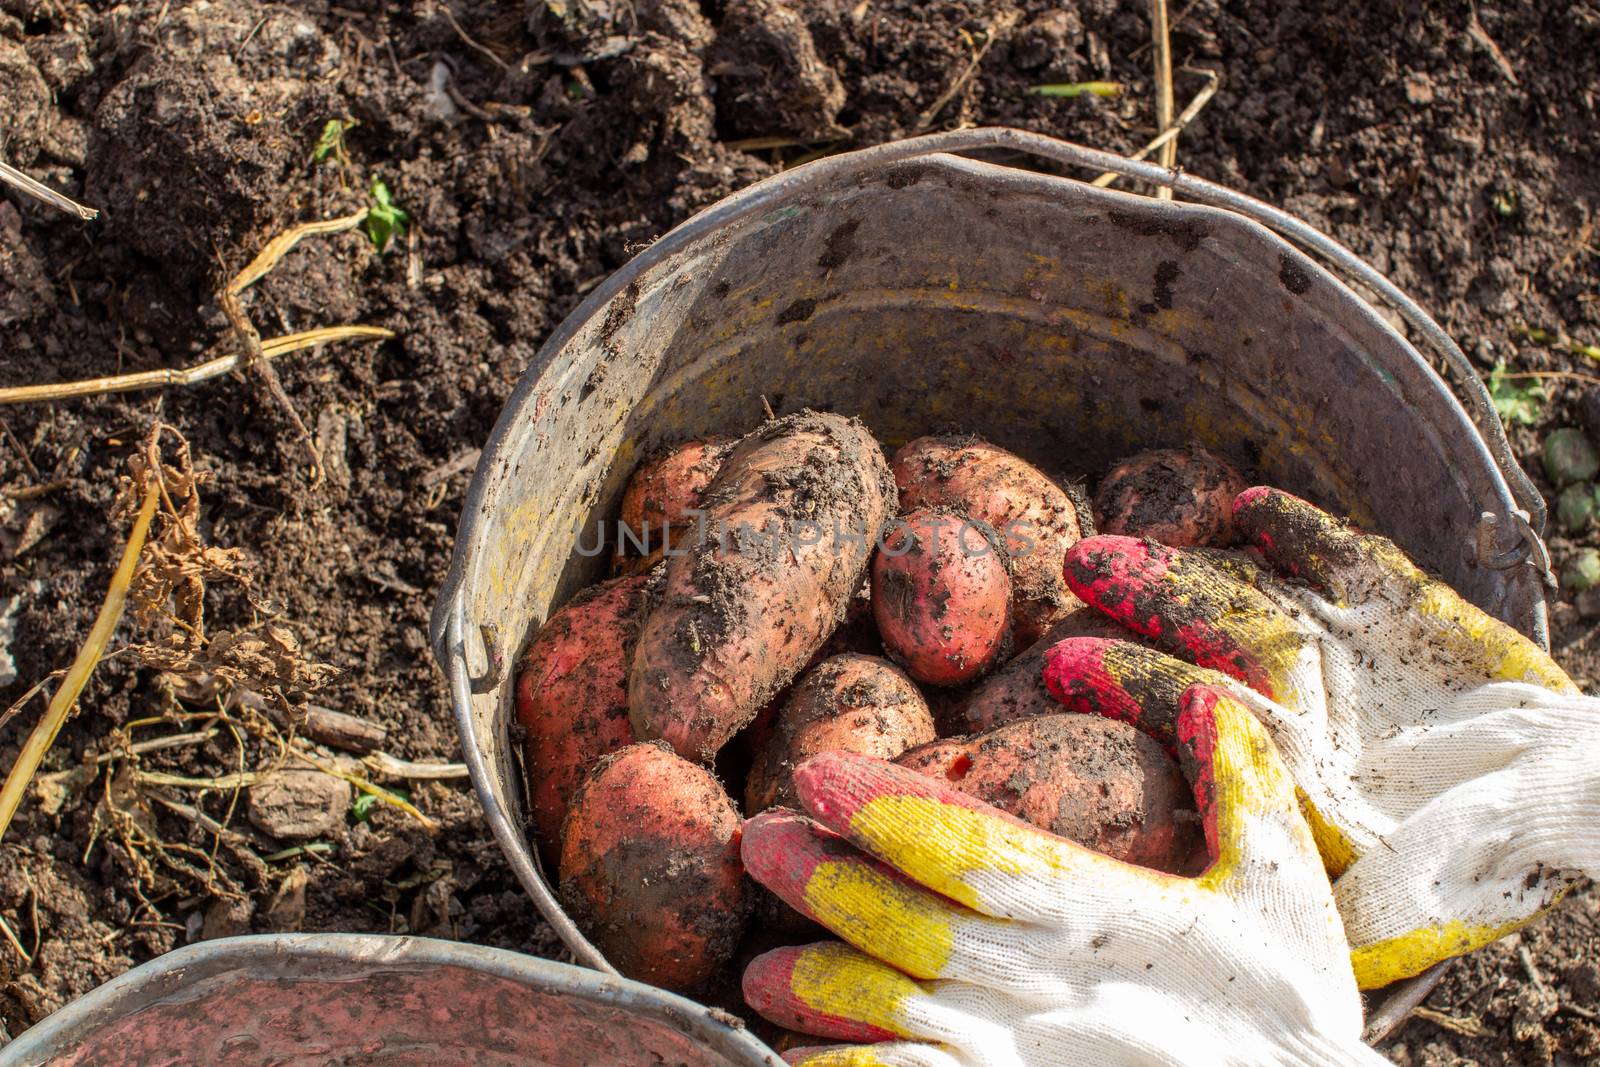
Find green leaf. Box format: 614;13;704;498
365;177;410;253
313;119;344;162
1028;81;1122;98
1486;362;1545;427
353;787;409;822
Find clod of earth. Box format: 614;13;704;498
247;769;352;842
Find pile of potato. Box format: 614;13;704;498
515;409;1246;994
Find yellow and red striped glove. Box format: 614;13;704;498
1056;487;1600;988
739;690;1383;1066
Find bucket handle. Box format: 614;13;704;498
840;128;1551;584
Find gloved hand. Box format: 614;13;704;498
1056;486;1600;989
739;689;1387;1066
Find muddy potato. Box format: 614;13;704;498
559;742;748;992
612;436;735;572
515;571;655;867
871;508;1011;687
746;653;935;812
630;411;896;762
942;607;1148;736
892;435;1082;647
896;715;1200;872
1093;447;1246;547
725;593;882;811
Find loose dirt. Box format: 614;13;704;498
2;0;1596;1060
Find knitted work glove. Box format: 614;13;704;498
1056;486;1600;988
739;690;1385;1066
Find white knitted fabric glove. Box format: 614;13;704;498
1059;486;1600;988
739;689;1386;1067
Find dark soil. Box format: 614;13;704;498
1;0;1596;1061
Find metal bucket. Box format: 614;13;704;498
429;128;1552;1047
0;934;782;1066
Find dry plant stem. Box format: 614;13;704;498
1498;370;1600;386
136;770;257;790
94;729;218;763
441;4;511;72
147;788;268;886
0;480;160;841
420;447;482;487
0;210;387;407
220;287;322;481
1410;1006;1487;1038
0;911;29;962
214;718;248;870
149;791;230;837
235;688;387;754
4;479;70;500
363;751;469;781
220;208;371;482
0;159;99;220
0;415;40;478
0;326;394;405
0;671;60;734
1150;0;1175;200
1093;68;1220;189
227;209;369;294
1466;1;1518;85
147;790;268;889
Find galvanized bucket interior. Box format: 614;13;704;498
0;935;781;1067
431;129;1549;1048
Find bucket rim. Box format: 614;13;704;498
0;933;784;1067
428;127;1547;667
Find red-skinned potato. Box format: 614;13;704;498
613;436;735;571
891;435;1082;647
896;714;1200;873
630;411;896;763
515;571;655;867
559;742;748;991
871;508;1011;687
718;581;877;797
746;653;935;813
1092;447;1246;547
941;606;1149;736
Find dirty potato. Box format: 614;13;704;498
891;435;1082;646
896;714;1200;873
613;436;735;573
515;571;655;867
1092;447;1246;547
629;411;896;763
746;653;934;813
559;742;748;992
942;606;1147;736
871;507;1012;687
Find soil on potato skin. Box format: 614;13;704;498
0;0;1596;1060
